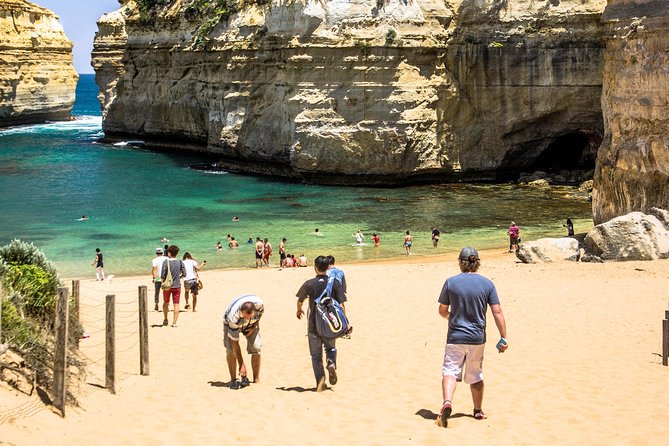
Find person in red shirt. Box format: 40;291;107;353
372;232;380;247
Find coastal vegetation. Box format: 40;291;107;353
0;240;84;402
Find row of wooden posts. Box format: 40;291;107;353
51;282;150;417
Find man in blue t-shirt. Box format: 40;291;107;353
436;246;508;427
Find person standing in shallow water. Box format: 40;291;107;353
91;248;105;281
563;218;574;237
404;230;413;255
507;222;520;252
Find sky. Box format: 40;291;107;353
34;0;122;74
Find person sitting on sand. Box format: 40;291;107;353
283;254;295;268
298;253;308;267
436;247;508;427
223;294;264;389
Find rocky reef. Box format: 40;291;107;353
0;0;78;127
93;0;606;184
592;0;669;224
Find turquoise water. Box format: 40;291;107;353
0;75;593;277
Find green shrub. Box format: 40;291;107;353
385;28;397;46
0;240;85;399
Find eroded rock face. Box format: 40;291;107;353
585;210;669;261
516;237;581;264
0;0;78;127
593;0;669;224
93;0;606;184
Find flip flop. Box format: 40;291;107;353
474;409;487;420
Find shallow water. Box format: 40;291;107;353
0;75;593;277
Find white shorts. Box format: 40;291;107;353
442;343;485;384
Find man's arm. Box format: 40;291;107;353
296;299;304;319
438;303;450;319
490;303;508;351
152;265;158;280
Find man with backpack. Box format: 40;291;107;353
296;256;351;392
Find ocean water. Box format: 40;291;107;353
0;74;593;277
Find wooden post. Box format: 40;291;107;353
71;280;80;349
71;280;80;320
663;309;669;367
105;294;115;394
138;286;149;376
53;287;69;417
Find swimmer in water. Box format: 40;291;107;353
314;228;324;237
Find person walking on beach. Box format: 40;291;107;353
296;256;350;391
255;237;264;268
326;255;347;294
161;245;186;327
404;230;413;255
437;247;508;427
91;248;105;281
151;247;168;311
563;218;574;237
432;226;441;248
507;222;520;252
223;294;264;389
182;252;204;311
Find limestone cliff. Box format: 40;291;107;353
93;0;606;184
592;0;669;224
0;0;78;127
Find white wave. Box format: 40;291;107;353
0;115;102;135
197;169;229;175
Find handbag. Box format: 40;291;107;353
197;279;203;290
161;260;173;290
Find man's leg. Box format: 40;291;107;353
184;288;190;309
323;337;337;385
172;288;180;326
226;350;237;382
162;290;169;325
308;332;326;389
192;292;197;311
470;380;484;411
154;282;161;310
442;375;457;404
251;353;260;383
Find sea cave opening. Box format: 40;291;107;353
531;132;596;172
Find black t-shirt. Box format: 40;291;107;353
432;228;440;238
296;274;347;333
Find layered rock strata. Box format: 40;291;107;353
0;0;78;127
93;0;606;184
593;0;669;224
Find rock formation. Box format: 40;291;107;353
92;0;606;184
585;210;669;261
0;0;78;127
516;237;581;264
593;0;669;224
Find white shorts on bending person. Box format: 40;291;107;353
224;324;262;354
441;343;485;384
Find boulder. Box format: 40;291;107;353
515;237;580;264
584;211;669;261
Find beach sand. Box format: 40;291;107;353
2;249;669;445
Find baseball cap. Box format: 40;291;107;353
458;246;479;261
155;247;164;254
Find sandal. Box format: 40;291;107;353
240;376;250;388
474;409;487;420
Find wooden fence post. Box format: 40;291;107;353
53;287;69;417
663;308;669;367
138;286;149;376
71;280;80;320
105;294;115;394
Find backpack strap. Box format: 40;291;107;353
315;276;335;304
